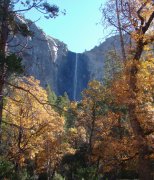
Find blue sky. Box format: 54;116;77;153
22;0;107;53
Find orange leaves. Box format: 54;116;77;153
134;54;154;133
72;52;152;173
110;74;130;105
73;79;135;172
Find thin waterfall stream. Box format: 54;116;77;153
73;53;78;100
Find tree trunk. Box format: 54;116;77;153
138;149;153;180
115;0;126;62
129;97;153;179
0;1;9;145
0;80;4;145
128;41;153;179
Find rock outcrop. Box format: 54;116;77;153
10;20;121;100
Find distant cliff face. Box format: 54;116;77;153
11;20;121;100
57;52;90;100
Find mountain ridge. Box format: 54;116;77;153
11;20;121;100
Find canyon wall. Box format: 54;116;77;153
11;20;121;100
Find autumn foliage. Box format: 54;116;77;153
0;0;154;179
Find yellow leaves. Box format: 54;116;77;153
68;127;78;134
137;56;154;103
131;32;143;42
144;45;151;51
83;80;106;100
88;80;102;91
66;128;78;142
70;101;77;109
110;57;154;107
60;142;76;155
3;76;65;167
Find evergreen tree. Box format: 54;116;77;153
46;84;57;105
103;49;123;85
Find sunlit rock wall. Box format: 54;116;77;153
11;20;122;100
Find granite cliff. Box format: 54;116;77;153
11;19;121;100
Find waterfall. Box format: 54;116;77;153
73;53;78;100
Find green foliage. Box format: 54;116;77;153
55;92;70;116
11;169;30;180
59;145;99;180
0;53;24;76
6;54;24;75
103;49;123;84
46;85;76;129
0;156;30;179
46;84;57;105
0;156;14;178
11;1;59;18
65;107;76;128
75;167;98;180
56;92;70;109
53;173;65;180
43;2;59;18
59;149;98;180
56;92;78;129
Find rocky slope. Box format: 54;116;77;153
11;19;121;100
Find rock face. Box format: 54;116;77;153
57;52;90;100
12;21;121;100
